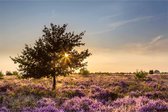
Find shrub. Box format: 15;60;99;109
12;71;19;76
90;85;118;103
110;96;168;112
12;71;22;79
110;96;136;108
118;81;128;88
22;106;62;112
135;70;147;79
0;107;9;112
23;84;51;97
80;68;90;76
6;71;13;76
61;88;85;98
35;106;61;112
0;71;3;79
37;98;56;107
137;99;168;112
149;70;154;74
62;97;105;112
21;107;34;112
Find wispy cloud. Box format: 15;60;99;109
98;14;121;22
88;16;153;35
123;35;168;55
109;16;153;30
149;35;163;45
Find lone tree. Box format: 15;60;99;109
11;23;91;90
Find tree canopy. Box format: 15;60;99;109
11;23;91;90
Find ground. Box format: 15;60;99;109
0;73;168;112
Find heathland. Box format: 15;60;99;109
0;73;168;112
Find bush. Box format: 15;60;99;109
61;88;85;98
137;99;168;112
22;106;62;112
12;71;19;76
110;96;168;112
35;106;61;112
37;98;56;107
0;71;4;79
62;97;106;112
6;71;13;76
80;68;90;76
90;85;118;103
12;71;22;78
0;107;9;112
149;70;154;74
135;70;148;79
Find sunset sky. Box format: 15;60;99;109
0;0;168;73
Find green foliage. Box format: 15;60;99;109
6;71;13;76
12;71;22;79
149;70;154;74
0;71;3;79
11;23;91;90
12;71;19;76
80;68;90;76
135;70;148;79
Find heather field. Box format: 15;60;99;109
1;1;168;112
0;73;168;112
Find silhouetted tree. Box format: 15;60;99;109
11;23;91;90
149;70;154;74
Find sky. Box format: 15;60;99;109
0;0;168;73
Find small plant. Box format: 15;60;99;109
6;71;13;76
0;71;4;79
80;68;90;76
135;70;147;79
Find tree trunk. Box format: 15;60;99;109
52;75;56;90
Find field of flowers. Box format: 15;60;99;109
0;73;168;112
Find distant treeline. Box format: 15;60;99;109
91;70;168;75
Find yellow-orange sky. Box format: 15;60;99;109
1;46;168;73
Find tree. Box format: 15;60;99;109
149;70;154;74
154;70;160;74
11;23;91;90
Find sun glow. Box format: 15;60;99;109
61;52;71;65
64;53;69;58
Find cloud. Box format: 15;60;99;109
98;14;121;22
149;35;163;45
109;16;153;30
123;35;168;55
88;16;153;35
